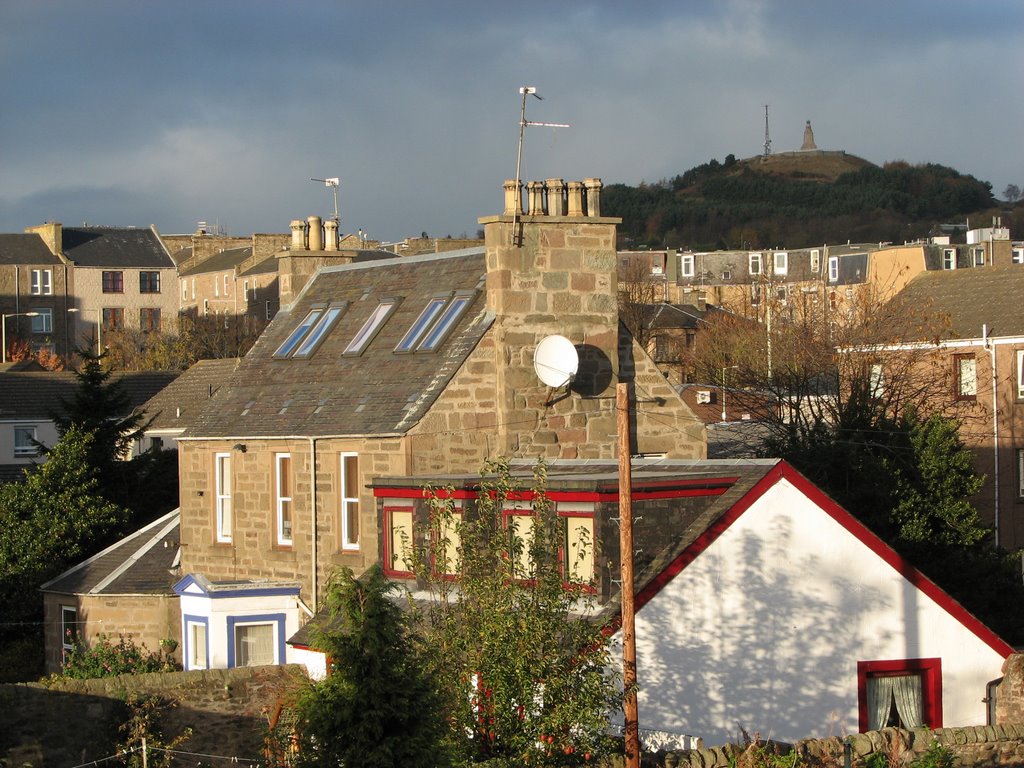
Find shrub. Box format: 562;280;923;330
60;633;179;679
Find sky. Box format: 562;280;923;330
2;1;1023;244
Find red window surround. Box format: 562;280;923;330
857;658;942;732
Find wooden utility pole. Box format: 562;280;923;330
617;381;640;768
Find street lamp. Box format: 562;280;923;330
721;365;739;422
67;308;102;354
2;312;40;364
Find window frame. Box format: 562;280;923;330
1017;350;1024;399
102;270;124;293
810;249;821;273
184;615;209;671
215;452;232;543
680;253;695;278
954;353;977;400
61;605;78;662
14;425;37;457
773;251;788;276
395;295;449;353
275;453;293;546
418;292;475;352
748;252;762;276
433;501;464;578
140;308;161;333
226;614;285;668
557;502;596;585
383;504;416;577
340;452;360;551
1018;448;1024;499
274;308;324;358
344;297;401;356
30;268;53;295
857;658;942;732
942;248;956;270
1013;247;1024;265
139;271;161;294
828;256;839;282
504;504;536;581
973;248;986;267
102;307;124;330
31;307;53;334
293;302;347;359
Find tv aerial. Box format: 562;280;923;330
310;177;340;222
533;334;579;405
512;86;569;246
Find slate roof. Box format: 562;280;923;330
185;248;491;439
0;234;62;265
141;358;242;432
888;264;1024;339
40;509;180;596
177;247;252;276
62;226;174;269
640;302;708;331
0;370;179;420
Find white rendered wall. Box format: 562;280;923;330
621;478;1007;746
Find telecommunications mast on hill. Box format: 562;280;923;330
512;86;569;246
763;104;772;159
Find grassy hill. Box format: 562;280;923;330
604;151;1002;250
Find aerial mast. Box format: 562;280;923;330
763;104;772;160
310;177;340;223
512;86;569;246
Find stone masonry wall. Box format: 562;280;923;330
0;665;307;768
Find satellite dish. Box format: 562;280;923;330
534;334;579;388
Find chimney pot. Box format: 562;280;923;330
527;181;546;216
290;219;307;250
503;179;523;216
546;179;566;216
567;181;585;217
307;215;323;251
324;219;338;251
584;178;603;217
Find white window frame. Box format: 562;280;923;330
828;256;839;282
181;281;188;301
974;248;986;267
1017;350;1024;399
30;268;53;295
557;502;596;584
232;620;277;667
31;307;53;334
943;248;956;270
1013;247;1024;265
870;363;885;398
243;279;250;301
276;453;293;546
14;425;37;457
340;452;359;551
680;253;695;278
215;452;232;543
61;605;78;661
191;278;196;299
223;275;230;296
748;252;762;275
810;249;821;273
773;251;788;276
186;618;209;670
955;354;977;398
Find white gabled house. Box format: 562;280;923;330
615;461;1013;747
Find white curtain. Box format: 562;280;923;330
867;675;922;729
892;674;923;728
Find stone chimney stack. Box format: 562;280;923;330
290;219;307;251
480;178;623;458
278;215;360;307
25;221;63;257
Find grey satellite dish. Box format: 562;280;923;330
533;334;579;388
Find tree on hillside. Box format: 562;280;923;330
294;565;448;768
409;459;621;767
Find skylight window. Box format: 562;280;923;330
344;298;401;356
394;296;448;353
274;308;323;358
418;293;474;351
293;302;347;358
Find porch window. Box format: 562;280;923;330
61;605;78;663
858;658;942;731
435;504;463;577
187;619;209;670
384;506;415;576
506;509;536;579
234;623;275;667
559;504;595;583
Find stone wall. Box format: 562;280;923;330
631;726;1024;768
0;664;307;768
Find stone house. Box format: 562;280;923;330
159;178;704;671
0;232;74;360
350;458;1012;748
867;264;1024;550
24;223;178;341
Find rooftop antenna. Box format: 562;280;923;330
310;177;340;222
763;104;772;159
512;86;569;246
